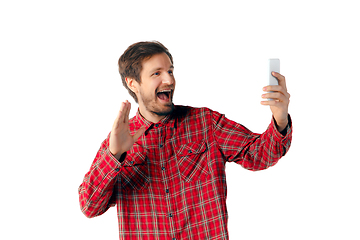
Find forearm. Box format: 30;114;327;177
276;120;288;133
243;115;292;170
273;114;291;136
78;139;121;218
213;110;292;171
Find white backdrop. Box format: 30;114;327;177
1;1;359;239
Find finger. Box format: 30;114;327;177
119;102;127;123
262;92;287;102
262;87;290;102
113;102;126;129
260;99;281;106
125;101;131;124
263;85;283;92
132;126;146;142
263;85;290;100
272;72;287;91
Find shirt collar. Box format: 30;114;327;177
135;107;176;131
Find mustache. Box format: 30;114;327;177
156;85;175;93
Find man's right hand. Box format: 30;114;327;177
109;100;146;160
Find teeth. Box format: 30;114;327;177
159;90;171;93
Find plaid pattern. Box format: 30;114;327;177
79;106;292;240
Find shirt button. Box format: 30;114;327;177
115;168;120;172
169;213;173;217
159;144;163;148
188;150;192;154
166;189;169;193
155;123;159;127
130;161;134;165
161;167;165;171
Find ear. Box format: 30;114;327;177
125;77;139;93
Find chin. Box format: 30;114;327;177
139;92;175;117
152;102;175;116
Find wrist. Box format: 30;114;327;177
273;116;288;133
277;122;287;132
109;147;123;160
114;151;125;160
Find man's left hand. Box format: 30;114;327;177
261;72;290;132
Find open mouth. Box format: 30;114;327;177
156;89;172;102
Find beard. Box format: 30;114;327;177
139;88;175;117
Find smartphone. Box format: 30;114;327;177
269;58;280;86
268;59;280;100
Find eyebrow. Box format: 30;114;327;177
149;65;174;73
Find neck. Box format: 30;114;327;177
138;106;168;123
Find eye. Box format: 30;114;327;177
168;70;173;75
153;72;160;76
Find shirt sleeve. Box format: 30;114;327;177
78;135;122;218
212;111;292;171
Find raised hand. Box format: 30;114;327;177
261;72;290;132
109;100;146;159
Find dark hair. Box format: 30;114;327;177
118;41;173;102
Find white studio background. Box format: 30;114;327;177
1;0;359;239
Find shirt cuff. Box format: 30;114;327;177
103;148;123;173
273;114;292;138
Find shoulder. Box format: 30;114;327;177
173;105;215;117
172;105;222;126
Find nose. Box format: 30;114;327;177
162;72;175;85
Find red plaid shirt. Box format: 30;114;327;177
79;106;292;240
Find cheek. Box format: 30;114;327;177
139;85;155;101
151;81;163;92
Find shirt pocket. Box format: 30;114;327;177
120;144;150;191
176;141;209;182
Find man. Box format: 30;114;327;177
79;41;292;240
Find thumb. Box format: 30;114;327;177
132;126;146;142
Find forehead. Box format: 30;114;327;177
141;52;173;72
